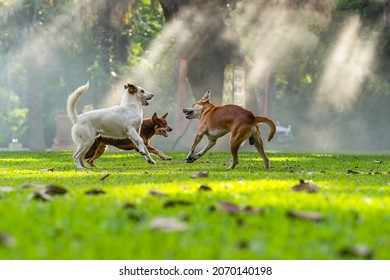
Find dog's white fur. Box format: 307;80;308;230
67;81;155;168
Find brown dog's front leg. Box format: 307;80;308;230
147;144;172;160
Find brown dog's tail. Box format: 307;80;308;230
254;116;276;142
67;81;89;124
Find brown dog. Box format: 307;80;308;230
85;112;172;167
183;91;276;169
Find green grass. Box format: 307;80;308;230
0;151;389;260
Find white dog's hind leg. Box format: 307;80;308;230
127;126;156;164
72;128;95;168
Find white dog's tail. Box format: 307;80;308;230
67;81;89;124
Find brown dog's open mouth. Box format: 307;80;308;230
158;129;168;137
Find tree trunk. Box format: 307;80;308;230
158;0;241;102
385;0;390;28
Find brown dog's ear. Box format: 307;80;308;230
161;112;168;119
125;83;137;94
201;91;211;102
152;112;158;120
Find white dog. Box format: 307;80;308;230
67;81;155;168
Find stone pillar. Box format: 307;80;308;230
52;110;74;151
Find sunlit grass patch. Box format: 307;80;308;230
0;151;389;259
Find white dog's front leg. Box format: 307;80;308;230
127;126;155;164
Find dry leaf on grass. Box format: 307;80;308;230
163;200;193;208
149;190;167;197
190;171;209;178
122;202;136;209
339;244;374;259
39;168;54;172
29;191;51;202
0;232;16;247
198;185;212;192
21;184;42;189
150;217;188;232
100;174;110;181
217;202;264;215
44;185;67;196
242;206;265;216
218;201;241;214
85;189;106;196
291;179;320;193
286;210;324;222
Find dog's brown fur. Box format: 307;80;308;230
183;91;276;169
85;113;172;167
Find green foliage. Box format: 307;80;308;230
0;87;28;146
0;151;389;259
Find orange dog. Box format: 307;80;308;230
183;91;276;169
84;113;172;167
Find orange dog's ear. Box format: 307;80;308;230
201;91;211;102
125;84;137;94
161;112;168;119
152;112;158;120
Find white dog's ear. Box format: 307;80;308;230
202;91;211;102
152;112;158;120
161;112;168;119
124;83;137;94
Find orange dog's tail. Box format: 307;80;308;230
254;116;276;142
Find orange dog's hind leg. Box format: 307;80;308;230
252;125;270;169
228;125;251;170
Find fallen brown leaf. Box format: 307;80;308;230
100;174;110;181
0;232;16;247
286;210;324;222
21;184;42;189
198;185;212;192
44;185;67;196
39;168;54;172
218;201;241;214
339;244;374;259
242;205;265;216
163;200;193;208
291;179;320;193
85;189;106;196
149;190;167;197
29;191;51;202
190;171;209;178
122;202;136;209
150;217;188;232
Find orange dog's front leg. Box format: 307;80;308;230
186;133;204;163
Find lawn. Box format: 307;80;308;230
0;151;389;260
